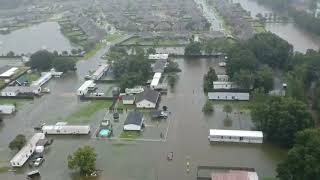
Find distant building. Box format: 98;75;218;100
212;170;259;180
1;85;41;96
123;111;144;131
136;88;160;108
148;54;169;60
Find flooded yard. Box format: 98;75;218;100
0;56;286;180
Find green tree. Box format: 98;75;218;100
68;145;97;175
146;47;156;55
167;73;178;88
233;70;254;89
184;42;202;56
246;32;293;68
251;96;314;147
277;128;320;180
52;58;76;72
164;61;181;73
9;134;26;151
203;100;214;114
223;104;232;117
203;67;218;92
254;65;274;92
6;51;15;57
30;50;54;71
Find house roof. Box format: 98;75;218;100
152;59;167;73
210;129;263;138
136;88;160;104
124;111;144;126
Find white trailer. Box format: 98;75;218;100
77;80;95;96
208;92;250;101
0;104;15;114
31;72;52;87
125;86;144;94
208;129;263;144
148;54;169;60
10;133;45;167
42;122;90;135
91;64;109;80
213;81;237;89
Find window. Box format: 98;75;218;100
240;137;244;141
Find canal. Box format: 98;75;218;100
0;21;77;55
232;0;320;52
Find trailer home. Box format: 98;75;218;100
0;104;15;114
31;72;52;87
77;80;95;96
208;92;250;101
213;81;237;90
208;129;263;144
91;64;109;80
42;122;90;135
10;133;45;167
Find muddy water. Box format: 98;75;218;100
0;56;286;180
233;0;320;52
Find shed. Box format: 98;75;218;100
136;88;160;108
213;81;237;90
0;104;15;114
123;111;144;131
123;95;135;105
148;54;169;60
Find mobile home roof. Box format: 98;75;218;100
210;129;263;138
77;80;94;91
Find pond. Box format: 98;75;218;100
0;21;77;55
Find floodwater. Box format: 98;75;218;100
0;22;77;55
233;0;320;52
0;54;286;179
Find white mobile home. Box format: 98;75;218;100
148;54;169;60
0;104;15;114
91;64;109;80
77;80;95;96
31;72;52;87
125;86;144;94
213;81;237;89
208;129;263;144
217;75;229;82
208;92;250;101
150;73;162;89
42;122;90;135
10;133;45;167
0;67;18;78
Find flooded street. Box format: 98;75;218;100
233;0;320;52
0;22;77;55
0;56;286;180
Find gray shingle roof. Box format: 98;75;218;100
124;111;143;126
136;88;160;104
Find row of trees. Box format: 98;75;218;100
29;50;76;72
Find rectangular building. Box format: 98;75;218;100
148;54;169;60
91;64;109;80
0;67;18;78
42;122;90;135
77;80;95;96
10;133;45;167
208;129;263;144
213;81;237;90
31;72;52;87
208;92;250;101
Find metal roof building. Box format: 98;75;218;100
42;122;90;135
209;129;263;144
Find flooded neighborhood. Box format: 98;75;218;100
0;0;319;180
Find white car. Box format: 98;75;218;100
34;158;44;167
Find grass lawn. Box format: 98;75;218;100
25;72;40;82
82;43;103;60
10;67;29;80
0;80;5;89
120;131;141;139
65;100;113;122
105;33;124;42
0;166;10;173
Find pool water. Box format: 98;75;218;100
99;129;111;136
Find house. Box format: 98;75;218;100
152;59;167;73
0;104;15;114
15;75;28;86
217;75;229;82
148;54;169;60
77;80;95;96
42;122;90;135
208;129;263;144
208;91;250;101
213;81;237;89
0;67;18;78
212;170;259;180
10;133;45;167
31;72;52;87
123;111;144;131
91;64;109;80
136;88;160;108
123;95;135;105
1;86;41;96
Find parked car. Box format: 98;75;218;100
34;158;44;167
